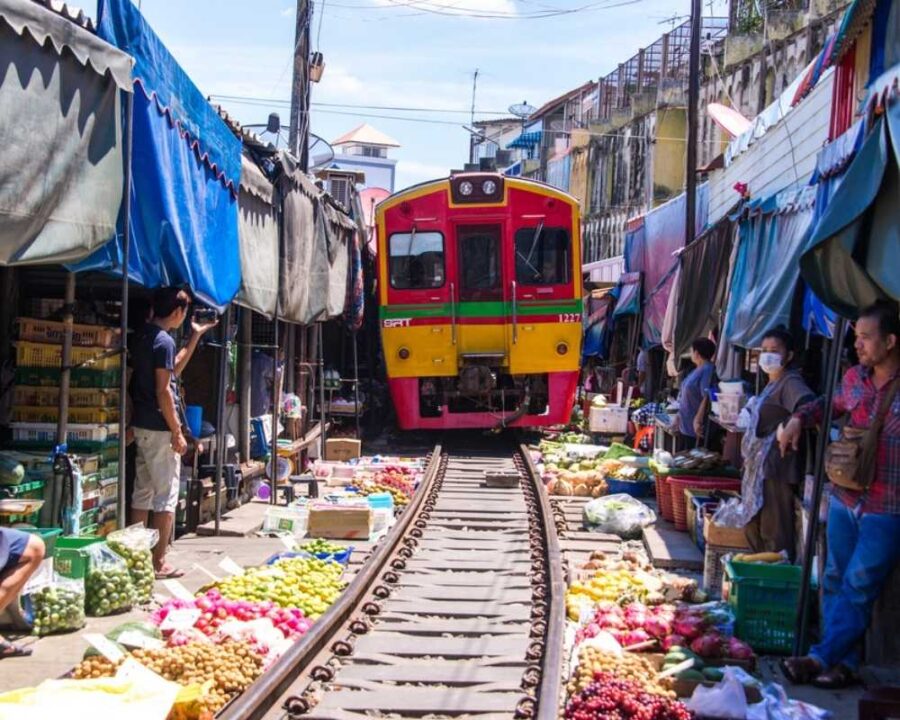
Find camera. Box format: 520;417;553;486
193;307;218;324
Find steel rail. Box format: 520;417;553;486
218;445;443;720
519;442;566;720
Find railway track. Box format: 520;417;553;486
220;441;565;720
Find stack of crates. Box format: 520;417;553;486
8;316;123;535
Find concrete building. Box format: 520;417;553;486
330;124;400;192
467;117;526;172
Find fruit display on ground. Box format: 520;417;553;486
564;672;693;720
568;646;675;697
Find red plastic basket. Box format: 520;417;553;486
669;476;742;531
654;473;675;521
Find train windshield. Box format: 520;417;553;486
457;225;502;301
514;227;570;285
389;231;445;289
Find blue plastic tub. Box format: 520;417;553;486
265;547;353;566
606;478;654;498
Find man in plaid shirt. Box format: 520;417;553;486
780;301;900;689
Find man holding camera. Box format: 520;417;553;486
129;287;217;579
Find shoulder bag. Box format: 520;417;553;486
825;376;900;491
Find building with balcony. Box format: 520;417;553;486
330;123;400;192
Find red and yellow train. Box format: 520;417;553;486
375;172;583;430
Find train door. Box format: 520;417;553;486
452;224;508;363
508;222;580;374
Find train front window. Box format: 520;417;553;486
514;226;570;285
457;225;502;300
389;231;445;289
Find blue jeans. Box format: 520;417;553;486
809;495;900;670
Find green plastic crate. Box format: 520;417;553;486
14;366;120;389
54;536;104;578
0;478;45;499
79;507;100;528
21;527;63;557
725;560;802;655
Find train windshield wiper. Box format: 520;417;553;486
517;222;543;281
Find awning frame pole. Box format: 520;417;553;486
270;185;283;505
794;316;847;655
213;306;232;535
116;88;134;530
318;322;326;458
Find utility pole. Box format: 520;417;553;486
288;0;312;171
684;0;702;246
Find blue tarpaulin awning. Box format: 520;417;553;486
73;0;241;308
507;130;542;149
800;96;900;317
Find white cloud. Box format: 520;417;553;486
395;159;452;189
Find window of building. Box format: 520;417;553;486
389;232;445;289
515;226;571;285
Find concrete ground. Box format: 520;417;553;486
0;495;378;695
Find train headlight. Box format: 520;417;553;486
482;179;497;195
398;347;411;360
458;181;474;197
556;342;569;356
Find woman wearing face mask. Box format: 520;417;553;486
736;327;815;558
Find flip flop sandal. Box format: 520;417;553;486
0;640;33;659
812;665;861;690
155;566;185;580
780;656;822;685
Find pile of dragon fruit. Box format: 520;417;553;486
150;589;313;654
574;600;754;661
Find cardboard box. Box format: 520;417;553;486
308;504;372;540
703;514;750;549
325;438;361;462
589;405;629;434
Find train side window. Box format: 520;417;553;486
389;232;445;289
514;226;570;285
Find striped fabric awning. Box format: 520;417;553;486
506;130;542;149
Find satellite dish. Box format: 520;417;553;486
308;132;335;170
508;101;536;119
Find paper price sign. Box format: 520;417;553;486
218;557;244;575
162;579;194;602
160;607;201;632
84;633;126;663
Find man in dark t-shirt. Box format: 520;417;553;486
130;288;216;578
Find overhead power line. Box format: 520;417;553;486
209;94;512;116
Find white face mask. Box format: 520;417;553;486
759;352;784;375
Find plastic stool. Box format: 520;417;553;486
860;687;900;720
290;475;319;499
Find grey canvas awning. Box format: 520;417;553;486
0;0;132;266
236;155;278;317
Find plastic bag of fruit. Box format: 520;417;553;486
107;524;158;604
583;493;656;539
84;542;135;616
22;562;86;636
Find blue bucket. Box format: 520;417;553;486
185;405;203;439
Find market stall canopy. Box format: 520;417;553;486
236;155;278;317
624;185;709;346
74;0;241;308
0;0;132;266
800;96;900;317
583;287;615;358
673;216;735;358
723;185;817;348
612;272;642;318
278;152;355;324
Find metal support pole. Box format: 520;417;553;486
56;272;76;448
352;331;361;440
117;89;134;529
794;317;847;655
239;308;252;463
213;307;231;535
270;195;283;505
685;0;702;246
318;323;326;458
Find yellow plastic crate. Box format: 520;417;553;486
12;406;119;424
16;341;121;370
17;317;120;348
12;386;120;408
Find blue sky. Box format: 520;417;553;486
122;0;726;190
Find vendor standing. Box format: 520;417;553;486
129;288;216;579
0;528;44;658
737;328;815;558
250;347;284;418
678;338;717;449
781;302;900;689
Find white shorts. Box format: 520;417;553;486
133;428;181;513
